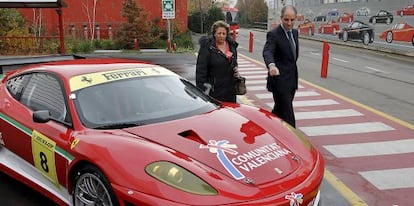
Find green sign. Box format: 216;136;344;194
162;0;175;19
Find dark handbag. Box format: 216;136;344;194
234;76;247;95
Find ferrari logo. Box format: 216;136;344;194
70;138;80;149
81;76;92;84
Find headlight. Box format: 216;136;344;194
145;161;218;195
282;122;312;150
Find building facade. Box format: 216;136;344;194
18;0;187;39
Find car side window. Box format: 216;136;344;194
20;73;69;123
6;75;29;99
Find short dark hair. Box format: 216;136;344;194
211;20;229;35
281;5;297;17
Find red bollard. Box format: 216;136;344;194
134;38;139;50
232;30;237;41
321;41;330;78
173;43;177;52
249;32;254;53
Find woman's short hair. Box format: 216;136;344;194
211;20;230;35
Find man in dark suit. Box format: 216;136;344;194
262;5;299;128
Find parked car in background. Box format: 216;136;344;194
356;7;370;16
338;20;374;45
396;5;414;17
379;22;414;46
314;15;326;22
298;19;315;36
328;8;339;16
318;20;340;35
369;10;393;24
337;12;354;23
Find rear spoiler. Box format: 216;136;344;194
0;54;85;74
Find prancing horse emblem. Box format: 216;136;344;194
81;76;92;84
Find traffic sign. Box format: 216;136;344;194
162;0;175;19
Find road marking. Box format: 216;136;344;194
359;167;414;190
239;71;267;75
244;75;266;79
324;139;414;158
295;109;363;120
247;85;267;91
238;67;264;71
324;169;369;206
238;64;257;67
299;122;395;136
364;66;390;74
246;79;267;85
332;57;349;63
310;52;321;56
293;99;339;107
256;91;320;99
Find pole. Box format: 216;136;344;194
321;41;330;78
56;8;65;55
167;19;171;52
249;32;254;53
199;0;203;33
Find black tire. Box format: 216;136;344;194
321;27;325;34
73;165;119;206
372;18;376;24
362;32;370;45
386;18;391;25
343;31;348;42
400;11;404;17
386;31;393;43
412;35;414;46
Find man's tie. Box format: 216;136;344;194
287;30;296;60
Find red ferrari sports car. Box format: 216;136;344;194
298;19;315;36
318;20;340;35
379;22;414;46
396;5;414;17
0;56;324;206
337;13;354;23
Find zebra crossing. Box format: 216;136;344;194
237;55;414;206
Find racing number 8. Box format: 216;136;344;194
31;130;59;185
39;151;49;173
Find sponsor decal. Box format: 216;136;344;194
201;139;292;180
69;67;176;91
285;192;304;206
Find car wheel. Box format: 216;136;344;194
339;18;342;23
386;18;391;25
386;31;393;43
362;32;370;45
400;11;404;17
343;31;348;42
309;28;313;36
372;18;376;24
73;165;119;206
321;27;325;34
332;28;337;36
412;35;414;46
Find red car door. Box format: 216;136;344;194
0;72;73;186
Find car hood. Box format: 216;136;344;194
123;107;302;185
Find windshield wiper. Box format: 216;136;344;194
92;122;144;129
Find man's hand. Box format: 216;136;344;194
269;64;280;76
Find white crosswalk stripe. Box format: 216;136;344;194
293;99;339;107
295;109;363;120
299;122;395;136
359;168;414;190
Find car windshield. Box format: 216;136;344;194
73;76;219;129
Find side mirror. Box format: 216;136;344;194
33;110;52;123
